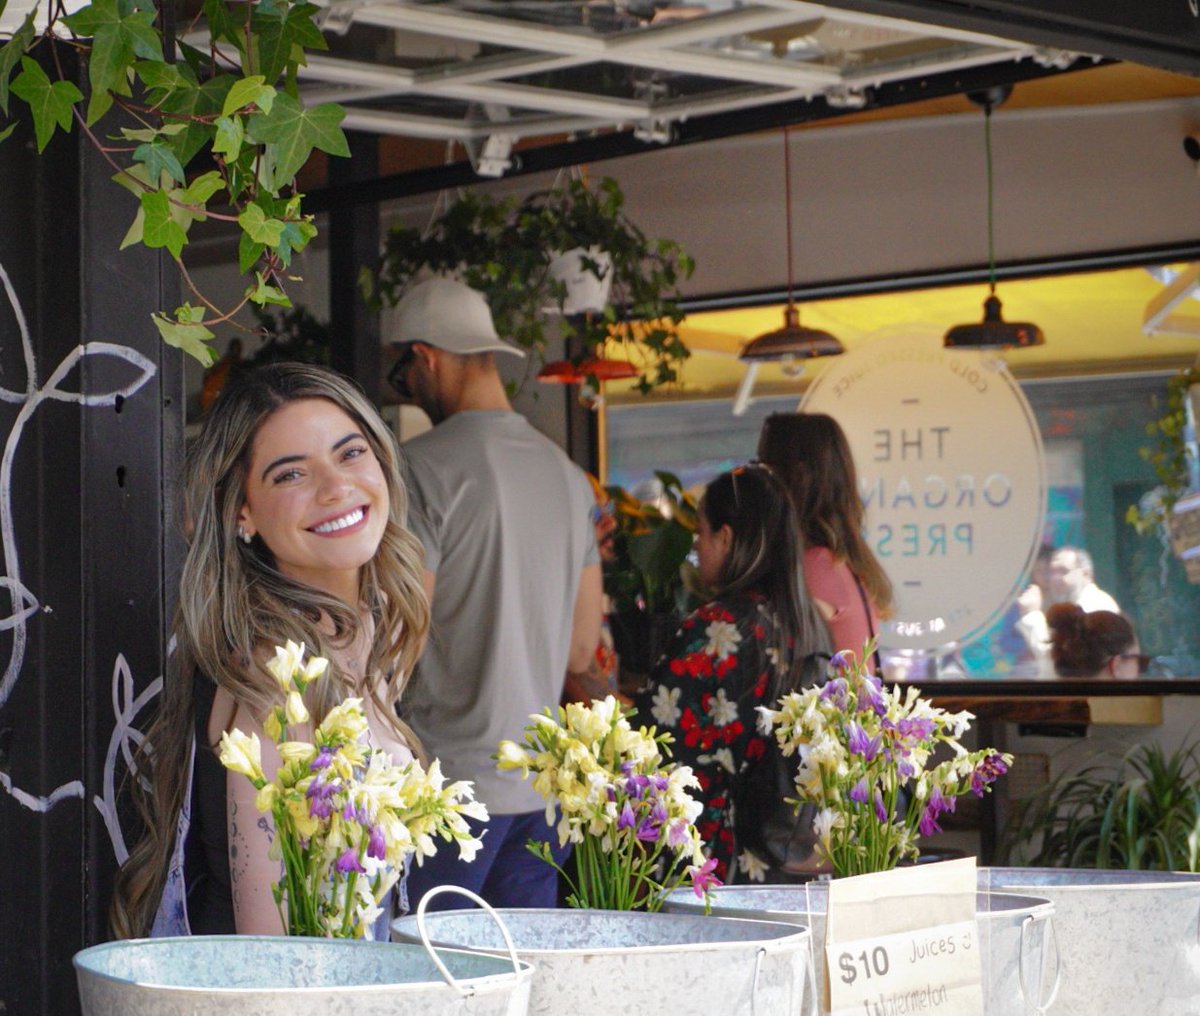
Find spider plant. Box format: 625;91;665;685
1001;740;1200;871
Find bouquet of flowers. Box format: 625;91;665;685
758;646;1013;878
220;641;488;937
496;695;719;910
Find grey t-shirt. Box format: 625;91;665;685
400;410;598;814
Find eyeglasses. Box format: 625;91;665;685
387;343;419;399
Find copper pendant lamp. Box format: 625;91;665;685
740;126;844;369
944;87;1045;350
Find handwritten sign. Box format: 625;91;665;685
801;332;1045;652
825;858;984;1016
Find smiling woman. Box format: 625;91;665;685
111;363;431;940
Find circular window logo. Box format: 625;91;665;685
800;332;1045;653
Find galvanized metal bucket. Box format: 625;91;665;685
75;890;532;1016
663;883;1058;1015
393;905;815;1016
982;867;1200;1016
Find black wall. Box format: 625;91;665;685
0;56;183;1015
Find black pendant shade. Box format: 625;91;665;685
741;305;844;361
944;86;1044;351
944;294;1044;350
742;126;843;367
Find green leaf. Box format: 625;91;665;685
140;188;187;258
65;0;163;124
274;217;315;267
201;0;243;52
0;121;16;144
153;305;216;365
247;271;291;308
0;11;36;116
211;113;244;158
238;202;285;246
10;57;83;152
133;139;186;184
222;75;274;117
238;230;265;274
162;73;232;171
119;204;144;249
180;170;224;208
133;60;197;107
246;93;348;191
111;161;155;197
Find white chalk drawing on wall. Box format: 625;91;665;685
0;261;158;831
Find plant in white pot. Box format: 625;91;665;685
374;177;693;396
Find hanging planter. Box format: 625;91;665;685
544;247;614;315
374;177;693;395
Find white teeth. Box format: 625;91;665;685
312;507;364;534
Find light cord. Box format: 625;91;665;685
985;103;996;296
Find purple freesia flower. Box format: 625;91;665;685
846;721;882;762
971;752;1010;797
895;716;936;743
873;788;888;824
849;777;870;804
857;676;888;717
690;857;722;898
310;745;335;771
367;824;387;861
335;848;365;874
667;819;690;849
306;777;336;819
617;802;637;832
829;650;854;673
820;678;849;710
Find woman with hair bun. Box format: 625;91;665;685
1047;603;1142;679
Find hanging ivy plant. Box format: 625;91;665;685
0;0;348;365
374;177;694;395
1126;364;1200;535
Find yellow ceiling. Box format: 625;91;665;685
607;263;1200;403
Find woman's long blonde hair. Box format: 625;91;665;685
110;363;429;939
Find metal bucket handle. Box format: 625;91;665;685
1018;911;1061;1016
415;885;522;996
750;935;817;1016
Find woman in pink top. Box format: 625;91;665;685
758;412;894;668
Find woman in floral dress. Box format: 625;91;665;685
634;465;829;884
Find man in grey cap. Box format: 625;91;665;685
388;276;602;910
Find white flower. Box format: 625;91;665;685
265;640;306;692
698;747;736;775
704;619;741;659
650;684;682;726
738;850;768;883
707;688;738;727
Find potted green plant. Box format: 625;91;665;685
1000;740;1200;870
374;177;693;396
1126;364;1200;579
603;471;700;681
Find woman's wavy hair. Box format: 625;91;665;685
701;464;830;695
757;412;894;616
110;362;429;939
1047;603;1136;678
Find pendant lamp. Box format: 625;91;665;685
944;86;1044;350
734;126;843;415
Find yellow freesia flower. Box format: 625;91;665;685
219;729;264;782
285;689;309;725
265;640;306;692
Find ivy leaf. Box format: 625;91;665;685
162;73;233;170
133;59;197;104
238;202;285;246
0;10;36;116
246;94;348;191
133;139;186;184
10;58;83;152
247;271;291;308
153;304;216;365
180;170;224;209
140;188;187;258
201;0;243;53
211;114;244;158
0;121;16;144
64;0;164;125
238;230;265;274
275;217;316;267
222;75;275;117
253;1;326;84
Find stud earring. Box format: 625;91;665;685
237;528;252;544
